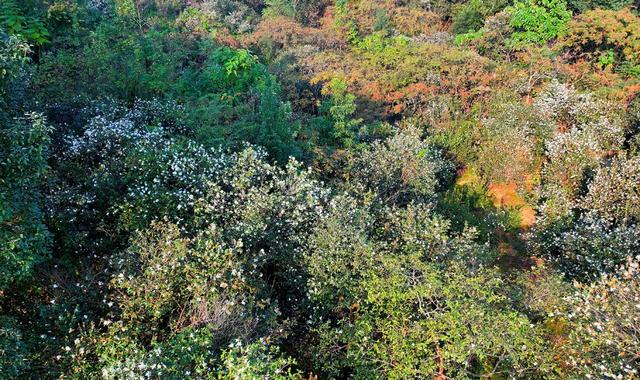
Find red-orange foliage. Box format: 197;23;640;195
214;27;240;48
243;17;344;54
305;43;497;119
559;8;640;64
343;0;445;36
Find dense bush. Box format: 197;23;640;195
568;0;634;10
72;222;273;376
55;144;330;377
582;155;640;224
451;0;509;35
475;99;550;187
4;0;640;378
506;0;572;46
559;8;640;73
532;213;640;279
0;112;51;289
350;127;453;206
535;80;626;217
306;200;550;378
565;256;640;378
0;36;51;290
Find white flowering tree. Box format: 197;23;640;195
565;256;640;379
536;81;626;217
350;127;453;207
582;155;640;225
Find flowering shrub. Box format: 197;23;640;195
535;81;626;219
582;155;640;225
9;0;640;378
193;0;260;33
66;219;302;377
46;99;189;258
541;127;603;200
54;139;332;377
64;98;187;161
94;326;222;379
534;80;609;127
192;147;331;313
475;99;550;187
350;127;453;206
529;82;638;280
112;222;266;333
74;326;301;379
532;213;640;280
565;256;640;378
116;140;229;231
304;194;375;311
218;339;302;379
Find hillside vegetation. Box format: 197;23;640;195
2;0;640;378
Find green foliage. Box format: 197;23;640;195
453;28;485;46
219;340;302;379
112;222;270;337
475;99;550;187
334;0;359;44
506;0;571;46
0;113;51;289
452;3;484;35
0;316;30;378
264;0;296;19
438;180;522;234
36;19;302;160
57;144;329;376
598;49;616;69
0;36;51;289
263;0;328;24
302;184;543;378
5;0;640;378
338;262;549;378
451;0;509;35
0;34;29;94
0;0;50;45
322;77;361;148
567;0;633;11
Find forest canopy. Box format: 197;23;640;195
1;0;640;378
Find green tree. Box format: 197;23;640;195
0;35;50;290
322;78;362;148
306;200;552;378
506;0;572;46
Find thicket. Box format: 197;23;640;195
2;0;640;378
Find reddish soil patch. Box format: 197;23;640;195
487;183;537;228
